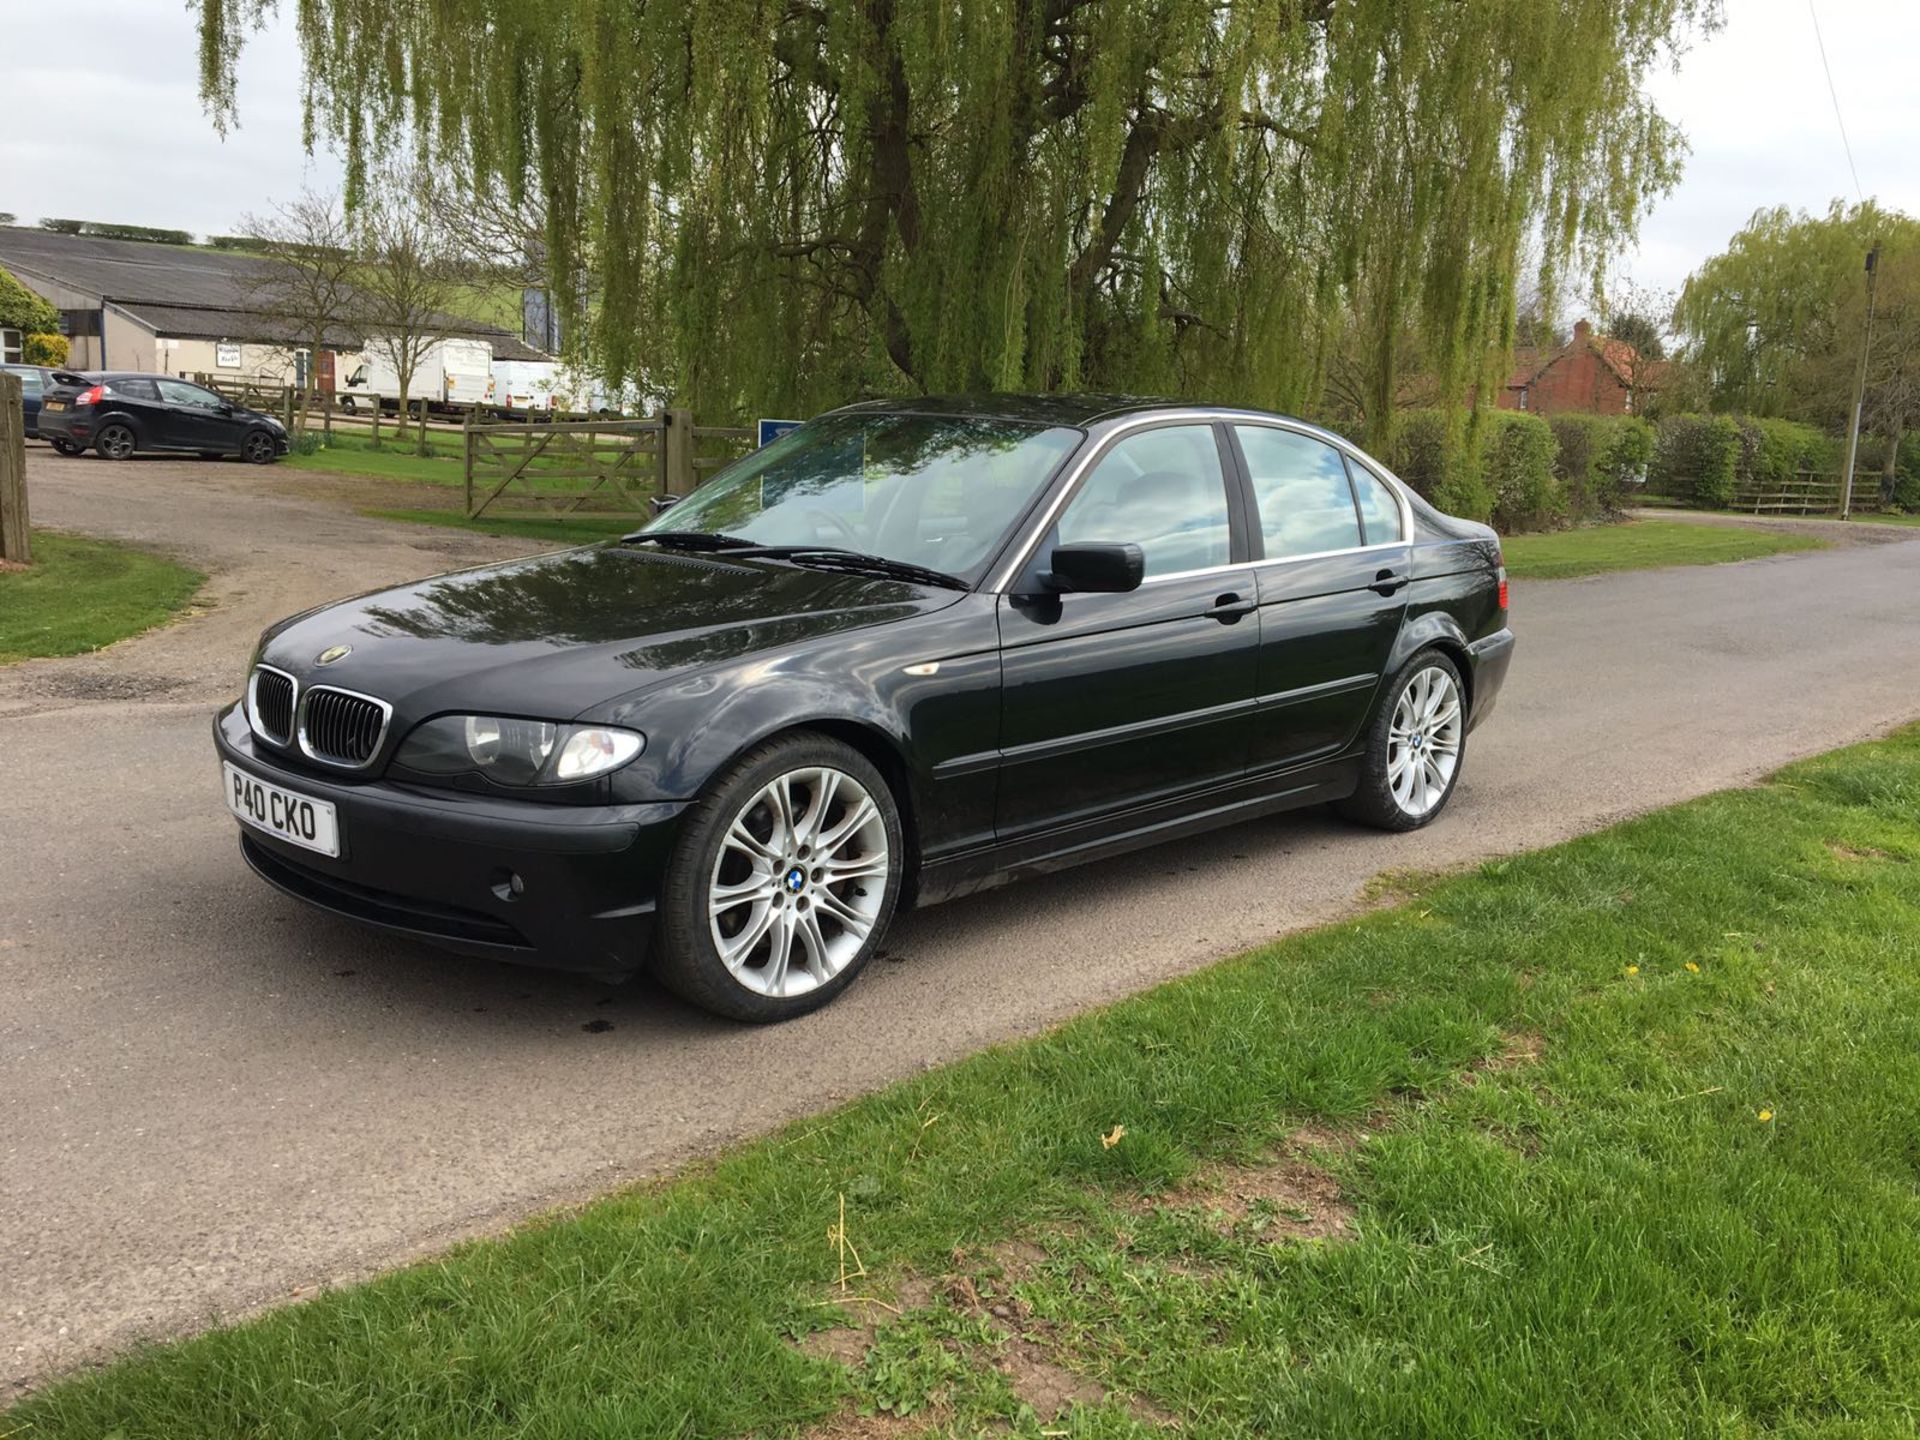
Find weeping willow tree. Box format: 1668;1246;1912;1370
198;0;1713;436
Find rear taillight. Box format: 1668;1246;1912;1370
74;385;103;406
1497;567;1509;610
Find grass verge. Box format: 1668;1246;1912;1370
1502;517;1826;579
0;530;205;663
365;507;637;545
12;730;1920;1435
282;436;468;486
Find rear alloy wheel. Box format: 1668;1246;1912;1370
1337;649;1467;831
658;734;903;1021
242;431;278;465
94;423;136;461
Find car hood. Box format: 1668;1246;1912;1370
257;544;959;721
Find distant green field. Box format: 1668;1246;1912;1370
366;507;635;545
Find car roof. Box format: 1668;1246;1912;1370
827;392;1326;432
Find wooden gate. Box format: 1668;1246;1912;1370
464;417;667;520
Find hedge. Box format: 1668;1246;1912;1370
1651;414;1741;507
1550;415;1654;520
0;266;58;334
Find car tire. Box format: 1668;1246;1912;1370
655;732;905;1022
50;439;81;456
1337;648;1468;832
242;430;278;465
93;423;136;461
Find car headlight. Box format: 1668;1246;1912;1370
394;715;645;786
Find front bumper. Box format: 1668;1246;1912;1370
1466;627;1515;731
214;704;686;976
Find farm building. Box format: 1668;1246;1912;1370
0;225;551;394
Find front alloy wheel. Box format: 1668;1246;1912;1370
243;431;278;465
658;734;904;1021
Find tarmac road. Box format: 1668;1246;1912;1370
5;450;1920;1392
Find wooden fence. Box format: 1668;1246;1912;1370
189;377;758;518
1733;470;1845;516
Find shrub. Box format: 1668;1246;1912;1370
291;430;322;455
1478;411;1561;531
22;333;68;366
1748;417;1834;485
1385;409;1495;523
1652;414;1741;507
0;266;58;334
1549;414;1653;521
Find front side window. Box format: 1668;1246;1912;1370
158;379;224;409
1235;426;1361;559
1054;424;1231;578
641;411;1081;580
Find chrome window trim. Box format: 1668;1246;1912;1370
988;408;1416;593
246;664;299;747
296;683;395;771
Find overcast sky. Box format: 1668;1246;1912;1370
2;0;1914;306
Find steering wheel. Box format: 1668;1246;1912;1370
799;507;860;547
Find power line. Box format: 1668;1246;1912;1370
1806;0;1865;203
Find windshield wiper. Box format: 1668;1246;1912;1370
618;530;759;551
743;547;971;592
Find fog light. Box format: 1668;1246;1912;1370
490;869;525;902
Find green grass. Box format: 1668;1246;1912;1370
0;530;205;663
366;507;638;545
1502;518;1826;579
14;730;1920;1436
282;433;469;485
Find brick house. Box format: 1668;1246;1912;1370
1500;319;1657;416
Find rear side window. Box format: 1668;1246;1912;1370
1350;462;1405;544
1234;426;1361;559
106;378;158;401
1055;424;1232;578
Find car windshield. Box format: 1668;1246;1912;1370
637;412;1082;579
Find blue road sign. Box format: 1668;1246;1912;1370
757;418;802;447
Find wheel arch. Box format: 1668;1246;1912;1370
1386;611;1474;716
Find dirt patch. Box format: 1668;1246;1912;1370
995;1332;1108;1416
1177;1158;1354;1241
1461;1030;1545;1086
795;1407;949;1438
1829;841;1903;862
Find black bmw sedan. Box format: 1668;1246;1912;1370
215;396;1513;1020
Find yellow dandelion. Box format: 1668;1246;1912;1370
1757;1109;1774;1123
1685;961;1701;973
1624;964;1639;976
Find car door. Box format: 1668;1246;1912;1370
156;379;242;451
994;421;1259;840
1229;424;1412;774
98;377;170;445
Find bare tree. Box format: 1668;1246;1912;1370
350;174;469;432
1594;275;1676;413
234;190;359;431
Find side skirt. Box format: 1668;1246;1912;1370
915;755;1362;906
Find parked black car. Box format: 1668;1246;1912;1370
37;371;288;462
1;362;60;438
215;396;1513;1021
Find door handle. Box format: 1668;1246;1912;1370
1203;592;1258;622
1370;569;1408;596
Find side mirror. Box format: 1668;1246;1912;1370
1046;542;1145;594
216;404;234;417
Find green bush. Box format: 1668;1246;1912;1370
1478;411;1561;531
0;266;58;334
1652;414;1741;507
22;333;68;367
1385;410;1496;523
1549;414;1654;520
1748;417;1834;485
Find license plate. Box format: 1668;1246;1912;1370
223;761;339;857
43;400;66;411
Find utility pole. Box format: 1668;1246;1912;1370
1839;245;1880;520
